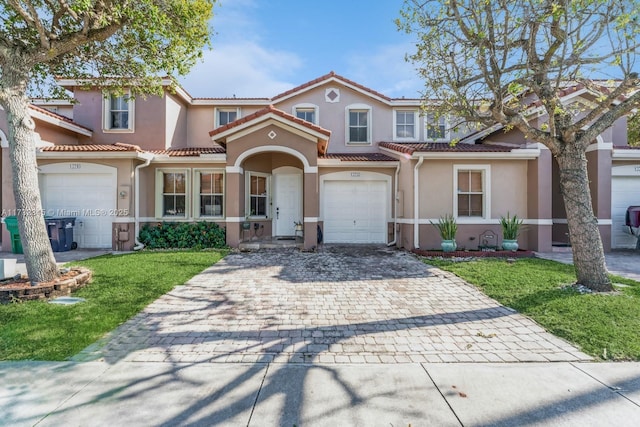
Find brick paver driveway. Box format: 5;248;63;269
79;246;590;364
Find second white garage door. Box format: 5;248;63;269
611;166;640;249
323;180;388;243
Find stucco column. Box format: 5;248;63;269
225;171;243;247
527;147;553;252
303;171;318;250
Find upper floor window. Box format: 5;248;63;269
394;110;418;140
454;165;491;219
346;104;372;144
103;92;134;132
215;108;239;128
426;112;448;141
292;103;319;125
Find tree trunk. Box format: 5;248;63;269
556;145;612;292
1;69;59;284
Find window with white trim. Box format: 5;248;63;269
195;170;224;217
103;92;134;132
394;109;418;140
454;165;490;218
346;104;372;144
247;173;269;217
215;108;239;127
426;112;448;140
295;108;316;124
156;169;189;218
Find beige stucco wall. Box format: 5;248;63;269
417;159;528;219
72;89;168;150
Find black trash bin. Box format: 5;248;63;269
46;217;76;252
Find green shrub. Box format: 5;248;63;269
138;222;226;249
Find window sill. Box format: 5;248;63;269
346;141;372;146
103;128;135;134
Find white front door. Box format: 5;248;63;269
274;173;302;236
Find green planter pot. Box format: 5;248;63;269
502;239;519;252
441;239;457;253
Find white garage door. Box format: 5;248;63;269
611;170;640;249
39;163;117;249
323;180;388;243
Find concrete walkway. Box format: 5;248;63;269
1;245;640;426
536;249;640;282
1;360;639;426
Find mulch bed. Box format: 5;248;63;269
0;267;93;304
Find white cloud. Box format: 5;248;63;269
179;42;303;98
345;43;424;98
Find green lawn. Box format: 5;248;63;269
424;257;640;361
0;250;226;361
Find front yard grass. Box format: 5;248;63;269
0;250;226;361
424;257;640;361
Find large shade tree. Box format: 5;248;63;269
0;0;214;283
399;0;640;291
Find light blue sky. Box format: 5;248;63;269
178;0;422;98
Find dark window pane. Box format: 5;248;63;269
458;171;469;192
213;173;224;193
163;173;175;193
470;195;483;216
200;173;212;193
458;194;470;216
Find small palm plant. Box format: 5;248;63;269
500;212;523;240
500;212;523;251
432;214;457;240
431;214;458;252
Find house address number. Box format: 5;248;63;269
69;163;81;170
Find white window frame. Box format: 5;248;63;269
345;103;372;145
292;103;319;124
215;107;241;128
425;112;449;141
155;168;190;219
453;165;491;220
393;109;419;141
245;172;271;219
103;91;135;132
194;169;225;219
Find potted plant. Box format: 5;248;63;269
500;212;523;251
431;214;458;252
242;211;252;230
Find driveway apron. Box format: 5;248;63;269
76;245;590;364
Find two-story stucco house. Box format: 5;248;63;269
1;71;639;252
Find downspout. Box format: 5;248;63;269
133;152;154;250
413;156;424;249
387;162;401;246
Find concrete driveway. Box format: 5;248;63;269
76;245;589;365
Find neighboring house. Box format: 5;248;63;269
1;71;639;252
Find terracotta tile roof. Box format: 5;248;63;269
379;142;513;155
151;147;226;156
28;104;93;132
319;153;397;162
41;142;143;152
271;71;391;102
193;97;270;101
209;104;331;138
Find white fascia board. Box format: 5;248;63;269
192;99;270;106
379;146;412;159
612;149;640;159
29;108;93;137
219;115;328;142
151;154;227;163
389;99;422;107
317;160;399;168
36;151;143;159
273;76;391;105
410;149;540;160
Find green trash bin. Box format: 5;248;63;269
3;216;22;254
